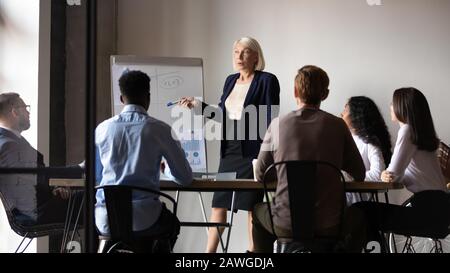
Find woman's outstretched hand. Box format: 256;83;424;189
178;97;198;109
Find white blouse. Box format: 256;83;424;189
346;134;385;204
353;134;386;182
387;124;446;193
225;82;251;120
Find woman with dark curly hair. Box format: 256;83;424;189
341;96;392;204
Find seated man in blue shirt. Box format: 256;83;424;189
95;70;193;251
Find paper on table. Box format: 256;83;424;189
252;159;258;181
215;172;236;181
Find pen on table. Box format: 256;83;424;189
167;100;181;107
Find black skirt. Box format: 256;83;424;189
211;140;263;211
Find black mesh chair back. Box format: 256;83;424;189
102;186;133;245
262;160;346;253
96;184;178;253
0;190;65;253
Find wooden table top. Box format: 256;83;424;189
49;178;404;192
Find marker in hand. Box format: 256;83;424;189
166;100;180;107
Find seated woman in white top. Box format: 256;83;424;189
348;87;448;252
341;96;392;204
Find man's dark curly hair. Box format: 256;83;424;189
348;96;392;166
119;70;150;105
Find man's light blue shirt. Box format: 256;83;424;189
95;104;192;235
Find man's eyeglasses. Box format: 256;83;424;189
14;105;31;112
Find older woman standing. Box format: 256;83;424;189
179;37;280;252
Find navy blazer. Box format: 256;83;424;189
203;70;280;158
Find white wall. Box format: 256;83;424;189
0;0;51;253
116;0;450;253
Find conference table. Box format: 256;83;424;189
50;178;403;205
50;178;403;253
50;178;403;192
160;179;402;253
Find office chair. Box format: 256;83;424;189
261;160;346;253
387;143;450;253
96;184;178;253
388;193;450;253
0;191;65;253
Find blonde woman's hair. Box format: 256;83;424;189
232;36;265;71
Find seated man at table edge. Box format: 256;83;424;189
0;92;80;226
252;65;365;253
95;70;192;250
